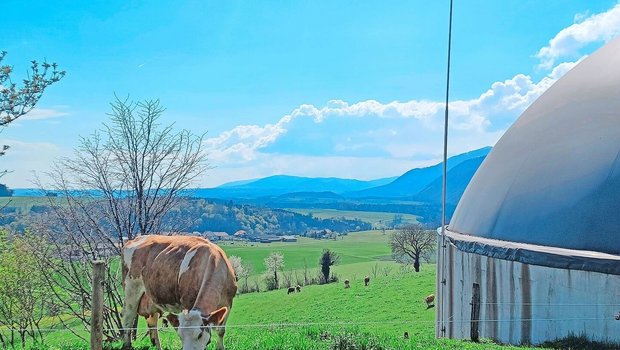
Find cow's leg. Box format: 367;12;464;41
215;314;230;350
215;325;226;350
122;278;144;349
146;313;162;350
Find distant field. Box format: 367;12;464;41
285;208;419;227
0;196;58;213
220;230;393;275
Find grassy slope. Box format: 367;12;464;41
4;230;540;349
284;209;419;227
37;266;540;350
220;230;394;275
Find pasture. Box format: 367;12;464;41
284;209;419;227
2;230;548;350
220;230;393;275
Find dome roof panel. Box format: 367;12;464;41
449;36;620;255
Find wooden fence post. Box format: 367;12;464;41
471;283;480;342
91;261;105;350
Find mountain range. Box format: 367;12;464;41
13;147;492;223
189;146;491;205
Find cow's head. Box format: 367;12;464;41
177;307;228;350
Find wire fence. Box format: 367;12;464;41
2;315;620;334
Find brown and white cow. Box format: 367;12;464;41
425;294;435;309
122;235;237;350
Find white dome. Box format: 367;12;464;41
449;36;620;256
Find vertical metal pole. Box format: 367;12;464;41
438;0;454;338
91;261;105;350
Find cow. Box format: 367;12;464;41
122;235;237;350
287;287;296;294
425;294;435;309
344;279;350;288
364;276;370;287
295;285;301;293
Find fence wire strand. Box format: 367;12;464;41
2;315;620;334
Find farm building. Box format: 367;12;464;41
436;36;620;344
204;231;231;241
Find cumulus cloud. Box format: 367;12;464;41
536;3;620;68
204;0;616;186
202;59;577;186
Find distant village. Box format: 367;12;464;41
197;228;346;243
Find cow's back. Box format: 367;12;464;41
122;235;237;312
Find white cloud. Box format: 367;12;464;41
202;58;578;186
0;139;67;188
20;107;69;121
536;3;620;68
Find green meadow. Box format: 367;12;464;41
5;229;551;350
284;209;419;227
221;230;393;274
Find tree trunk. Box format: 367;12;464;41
321;265;330;283
414;258;420;272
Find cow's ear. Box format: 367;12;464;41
204;306;228;326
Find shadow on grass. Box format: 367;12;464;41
541;334;620;350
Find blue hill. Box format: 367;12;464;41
345;147;491;198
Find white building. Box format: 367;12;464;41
437;36;620;345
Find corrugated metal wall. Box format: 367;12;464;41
436;245;620;344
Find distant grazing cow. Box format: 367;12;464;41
122;235;237;350
287;287;296;294
425;294;435;309
344;279;350;288
296;285;301;293
364;276;370;287
403;331;409;339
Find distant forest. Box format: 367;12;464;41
167;198;371;234
0;197;371;235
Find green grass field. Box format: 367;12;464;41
3;230;551;350
221;230;394;275
284;209;419;227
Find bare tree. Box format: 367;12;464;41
390;224;435;272
303;258;310;285
381;265;393;277
264;252;284;290
369;262;380;279
35;97;208;340
282;270;294;288
319;249;340;284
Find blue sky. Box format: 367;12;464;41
1;0;619;187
